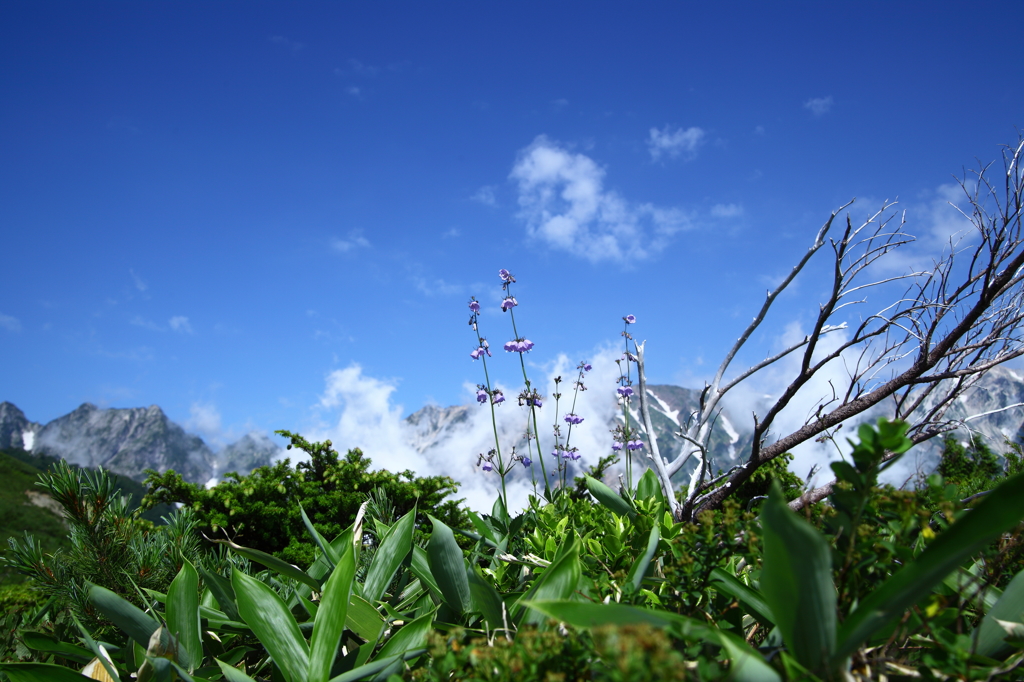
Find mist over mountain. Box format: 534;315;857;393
3;365;1022;491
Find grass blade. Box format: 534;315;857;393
517;538;581;626
426;515;472;616
584;475;636;519
309;546;356;682
362;506;415;604
86;582;160;651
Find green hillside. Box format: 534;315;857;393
0;448;175;586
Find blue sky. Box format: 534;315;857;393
3;2;1023;471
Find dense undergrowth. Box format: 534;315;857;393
1;420;1024;680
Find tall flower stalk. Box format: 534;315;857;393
467;296;511;512
614;315;643;492
551;361;591;491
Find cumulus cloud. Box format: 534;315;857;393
647;125;706;161
129;269;148;292
300;350;625;512
0;313;22;332
804;96;834;116
186;402;223;441
332;230;371;253
510;136;693;262
169;316;193;334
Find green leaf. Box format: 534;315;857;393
0;662;97;681
198;567;240;622
517;538;582;626
635;468;664;502
468;567;506;631
408;546;443;601
166;559;203;672
231;568;309;682
585;475;636;519
70;612;122;682
465;509;501;546
327;649;427;682
625;523;660;592
212;537;321;591
18;631;93;664
309;546;356;682
375;609;435;660
346;594;385;642
976;569;1024;658
524;601;779;682
710;568;776;625
835;470;1024;665
759;481;836;675
363;507;415;604
86;582;160;651
215;659;258;682
301;503;341;569
426;515;472;616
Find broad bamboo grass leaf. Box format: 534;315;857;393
976;570;1024;658
301;503;341;569
465;509;501;546
375;609;435;660
215;660;258;682
309;547;356;682
517;538;582;626
710;568;776;625
327;649;427;682
833;470;1024;666
346;594;386;642
0;662;103;681
636;468;664;502
760;482;836;675
524;600;780;682
585;475;636;519
362;507;416;605
626;523;660;592
426;515;472;617
468;566;506;630
165;559;202;672
71;612;121;682
18;631;94;664
231;568;309;682
209;536;321;591
409;546;443;601
86;583;160;650
198;567;240;622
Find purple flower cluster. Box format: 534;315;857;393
476;387;489;404
501;296;518;311
499;268;515;284
504;338;535;353
624;314;636;324
627;440;644;451
469;300;481;313
564;413;584;425
470;340;492;360
617;386;634;398
491;389;505;405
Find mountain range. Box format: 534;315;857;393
4;365;1024;486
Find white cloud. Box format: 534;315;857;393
510;136;693;262
302;349;626;513
711;203;744;218
346;86;361;98
169;316;193;334
647;125;706;161
186;402;223;441
332;230;371;253
412;276;463;297
442;228;461;238
130;316;162;331
754;125;765;135
129;269;147;292
471;185;498;206
0;313;21;332
347;58;379;77
804;96;834;116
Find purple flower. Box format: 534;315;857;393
470;347;484;360
519;339;534;352
504;338;535;353
498;268;512;282
521;456;532;467
469;300;481;313
611;442;623;451
566;451;581;461
582;363;593;372
564;413;584;425
624;314;636;324
476;388;488;404
527;397;543;408
482;461;494;472
501;296;518;311
627;440;644;451
617;386;635;398
491;390;505;405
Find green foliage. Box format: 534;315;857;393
141;431;467;567
0;451;71;587
938;434;1004;499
